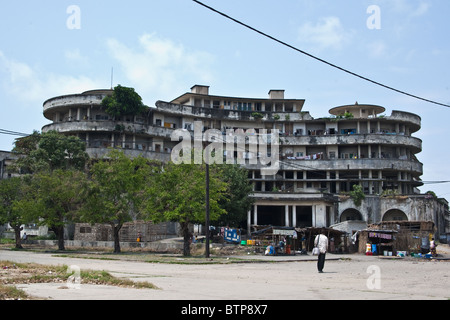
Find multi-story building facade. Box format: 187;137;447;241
41;85;450;241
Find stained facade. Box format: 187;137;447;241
41;85;450;240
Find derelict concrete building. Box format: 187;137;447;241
41;85;449;241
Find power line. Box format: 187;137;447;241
0;129;30;137
192;0;450;109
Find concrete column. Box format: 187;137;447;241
292;205;297;227
314;204;327;227
253;205;258;226
336;171;340;193
312;205;316;227
378;171;383;194
285;205;289;227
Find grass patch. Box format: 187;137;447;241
0;284;29;300
53;252;262;264
0;260;158;300
0;238;15;245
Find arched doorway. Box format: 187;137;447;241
340;208;363;222
382;209;408;221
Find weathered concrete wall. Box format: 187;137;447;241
337;195;447;238
74;221;180;243
43;93;106;113
26;239;183;252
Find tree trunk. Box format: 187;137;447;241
112;223;122;254
181;222;191;257
13;225;23;249
52;226;65;251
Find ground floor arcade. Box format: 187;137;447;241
247;193;337;233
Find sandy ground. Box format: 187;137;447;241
1;245;449;301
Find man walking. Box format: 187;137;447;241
314;232;328;273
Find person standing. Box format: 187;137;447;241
430;238;437;257
314;233;328;273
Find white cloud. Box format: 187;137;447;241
380;0;431;36
297;17;353;51
0;50;102;102
388;0;430;17
106;33;215;100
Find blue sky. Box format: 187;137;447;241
0;0;449;198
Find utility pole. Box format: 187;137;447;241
205;163;210;258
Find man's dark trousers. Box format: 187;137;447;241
317;253;326;272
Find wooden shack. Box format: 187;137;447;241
356;229;397;255
356;221;435;255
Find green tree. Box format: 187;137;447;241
349;184;365;207
30;169;88;250
142;162;227;256
216;164;254;228
12;130;88;173
81;150;153;253
0;177;34;249
102;85;148;118
11;131;41;173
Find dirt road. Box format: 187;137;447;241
1;247;449;301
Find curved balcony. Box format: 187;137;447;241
386;110;421;131
85;147;171;163
283;133;422;153
278;158;423;175
41;120;176;139
43;91;111;119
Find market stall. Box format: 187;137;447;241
356;229;396;255
368;221;436;255
250;226;298;255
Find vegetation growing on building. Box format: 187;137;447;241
102;85;148;118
